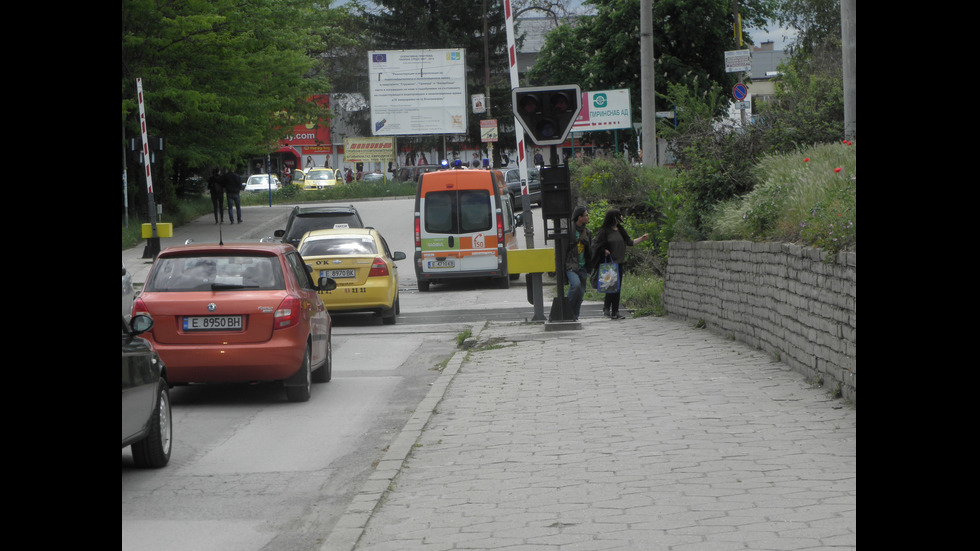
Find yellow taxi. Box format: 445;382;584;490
298;228;406;324
304;168;338;190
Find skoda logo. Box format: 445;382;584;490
207;303;217;312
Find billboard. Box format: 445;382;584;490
283;94;331;146
343;137;395;163
368;49;468;136
572;89;632;132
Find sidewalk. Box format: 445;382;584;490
123;207;856;549
323;318;856;551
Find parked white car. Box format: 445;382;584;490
244;174;281;192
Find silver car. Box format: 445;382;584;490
244;173;281;192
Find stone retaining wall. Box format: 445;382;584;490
663;241;856;402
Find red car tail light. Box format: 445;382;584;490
132;297;149;316
369;257;389;277
414;216;421;247
274;296;302;329
496;213;504;240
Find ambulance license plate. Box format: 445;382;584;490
428;260;454;269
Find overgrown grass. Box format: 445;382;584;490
705;141;856;256
583;271;666;317
571;141;854;317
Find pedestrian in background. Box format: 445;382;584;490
564;206;593;321
591;208;648;319
224;167;243;224
208;168;225;224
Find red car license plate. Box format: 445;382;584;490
183;315;243;331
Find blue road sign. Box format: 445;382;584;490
733;83;748;101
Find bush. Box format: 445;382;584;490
572;156;646;207
704;141;856;255
574;157;686;275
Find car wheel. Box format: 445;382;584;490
496;275;510;289
417;279;430;292
312;332;332;383
285;345;312;402
131;379;172;468
394;293;401;315
381;304;397;325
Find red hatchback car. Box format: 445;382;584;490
133;243;337;402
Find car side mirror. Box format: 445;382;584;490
317;277;337;292
392;251;406;261
129;313;155;335
274;229;285;238
515;213;524;227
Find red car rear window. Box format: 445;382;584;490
145;255;285;291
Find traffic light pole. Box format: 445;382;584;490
545;144;573;322
510;84;582;324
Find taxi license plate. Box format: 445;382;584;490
183;316;243;331
427;260;454;269
321;269;355;278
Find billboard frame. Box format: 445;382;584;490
367;49;468;136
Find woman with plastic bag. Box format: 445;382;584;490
591;208;648;319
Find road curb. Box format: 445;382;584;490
319;323;480;551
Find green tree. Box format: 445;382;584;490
522;22;590;87
775;0;841;58
760;50;843;149
658;81;771;234
122;0;339;215
358;0;513;163
527;0;778;124
759;0;844;148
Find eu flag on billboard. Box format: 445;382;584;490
372;54;387;63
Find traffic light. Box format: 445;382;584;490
511;85;582;146
540;166;572;220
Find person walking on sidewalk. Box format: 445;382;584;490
208;168;225;224
224;167;243;223
591;208;648;319
564;206;593;321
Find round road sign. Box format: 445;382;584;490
733;83;748;101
